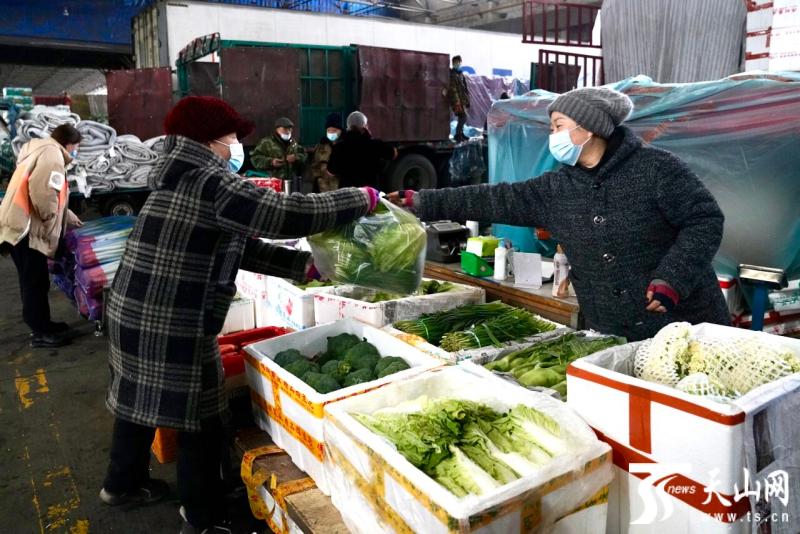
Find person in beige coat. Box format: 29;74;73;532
0;124;83;347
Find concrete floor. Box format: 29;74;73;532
0;255;268;533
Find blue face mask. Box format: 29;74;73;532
326;132;339;142
214;140;245;173
70;149;78;158
549;126;591;166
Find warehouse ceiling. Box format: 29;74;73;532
386;0;602;32
0;64;106;96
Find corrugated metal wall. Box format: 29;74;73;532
601;0;746;83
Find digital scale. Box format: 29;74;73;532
425;221;469;263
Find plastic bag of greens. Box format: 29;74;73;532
308;199;426;295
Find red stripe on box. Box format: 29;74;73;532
595;430;751;521
567;365;746;425
628;384;652;453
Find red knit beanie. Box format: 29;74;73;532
164;96;254;143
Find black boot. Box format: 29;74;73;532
30;331;70;348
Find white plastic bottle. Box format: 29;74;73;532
552;244;570;297
493;240;508;281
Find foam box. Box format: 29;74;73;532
313;280;485;328
264;276;335;331
243;319;442;494
567;323;800;532
221;297;255;335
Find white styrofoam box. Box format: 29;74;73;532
567;323;800;530
746;32;770;55
385;319;567;364
769;50;800;71
747;5;774;32
235;269;270;326
735;310;800;336
607;466;749;534
323;366;612;534
769;25;800;54
745;57;771;71
221;297;255;335
717;275;744;317
772;1;800;29
768;279;800;312
243;319;442;494
264;276;336;331
313;280;486;328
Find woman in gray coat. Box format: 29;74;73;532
392;87;729;341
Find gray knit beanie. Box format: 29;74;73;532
547;87;633;138
346;111;368;130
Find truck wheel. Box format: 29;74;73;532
102;195;137;217
384;154;437;191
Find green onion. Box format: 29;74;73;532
439;309;556;352
394;302;515;346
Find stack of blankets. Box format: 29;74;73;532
12;106;164;197
49;216;136;321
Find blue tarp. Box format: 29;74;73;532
487;73;800;278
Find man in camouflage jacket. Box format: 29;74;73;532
250;117;307;181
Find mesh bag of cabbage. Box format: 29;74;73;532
633;339;683;386
702;337;800;397
675;373;732;402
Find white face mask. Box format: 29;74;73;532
548;126;591;166
214;140;245;172
280;133;292;141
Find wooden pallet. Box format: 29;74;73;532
234;428;349;534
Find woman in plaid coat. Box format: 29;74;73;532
99;96;379;533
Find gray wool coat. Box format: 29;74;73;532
106;136;369;431
416;126;729;341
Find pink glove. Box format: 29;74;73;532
361;186;380;212
307;263;322;282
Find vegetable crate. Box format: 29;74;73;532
313;281;486;328
243;319;442;494
265;276;336;331
324;366;612;534
386;322;567;364
566;323;800;533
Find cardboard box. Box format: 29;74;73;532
243;319;442;494
313;281;486;328
324;366;612;534
566;323;800;532
264;277;335;331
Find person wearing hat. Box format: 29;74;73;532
250;117;307;182
311;112;343;192
328;111;397;189
99;96;380;534
389;87;729;341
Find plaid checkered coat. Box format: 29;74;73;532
105;136;369;431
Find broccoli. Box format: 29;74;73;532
326;333;362;359
321;359;351;383
344;342;380;371
343;368;376;387
274;348;305;367
301;372;341;394
283;359;318;378
376;360;411;379
374;356;408;375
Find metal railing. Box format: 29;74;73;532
535;49;603;92
523;0;601;48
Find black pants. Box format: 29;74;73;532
455;111;467;139
103;417;227;529
9;236;52;333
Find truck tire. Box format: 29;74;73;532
102;195;137;217
384;154;437;191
